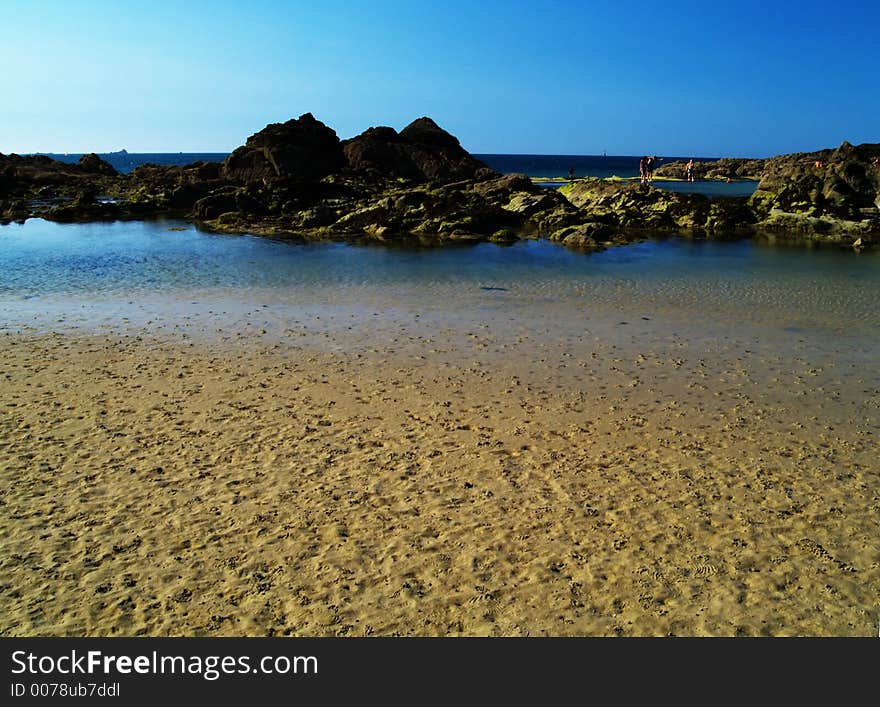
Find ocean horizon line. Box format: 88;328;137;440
21;150;737;160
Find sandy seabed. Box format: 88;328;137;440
1;308;878;637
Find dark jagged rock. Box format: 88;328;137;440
749;141;880;242
0;153;108;192
341;126;423;180
222;113;346;183
399;117;464;149
472;173;536;197
343;117;495;183
0;198;30;224
0;153;122;221
192;184;276;221
78;153;117;176
130;161;221;184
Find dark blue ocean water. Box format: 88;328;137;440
42;152;228;173
39;152;756;196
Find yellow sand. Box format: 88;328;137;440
1;329;877;636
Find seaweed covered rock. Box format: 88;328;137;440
559;178;754;234
750;141;880;233
324;181;519;241
119;161;225;211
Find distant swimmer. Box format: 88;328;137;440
685;159;695;182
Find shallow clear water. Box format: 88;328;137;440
1;219;878;353
647;179;758;198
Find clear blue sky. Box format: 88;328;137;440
2;0;877;157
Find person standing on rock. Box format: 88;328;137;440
639;156;648;184
685;159;695;182
645;155;659;184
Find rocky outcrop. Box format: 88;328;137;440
0;153;123;222
221;113;346;183
78;153;118;176
749;141;880;242
656;158;765;181
343;117;494;183
122;161;224;211
4;116;878;250
43;191;121;223
1;153;111;193
559;178;754;233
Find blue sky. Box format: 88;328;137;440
1;0;877;157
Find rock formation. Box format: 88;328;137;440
78;153;118;176
749;141;880;240
221;112;346;183
655;157;765;181
343;117;494;182
560;179;754;233
2;119;878;249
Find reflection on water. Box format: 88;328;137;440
1;218;878;347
